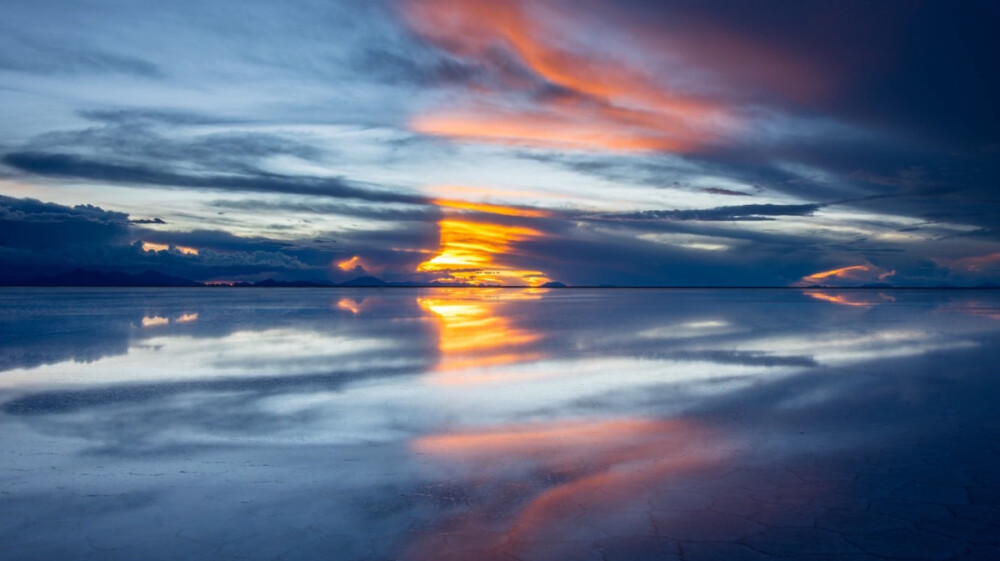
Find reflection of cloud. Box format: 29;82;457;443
806;292;876;306
804;290;899;307
406;417;727;560
336;297;363;314
3;288;1000;559
142;313;199;326
175;313;198;323
639;318;733;339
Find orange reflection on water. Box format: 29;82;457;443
175;313;199;324
418;290;543;375
806;292;874;307
336;298;362;315
805;291;896;307
406;417;726;560
415;418;678;461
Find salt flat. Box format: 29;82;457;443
1;288;998;560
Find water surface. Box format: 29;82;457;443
1;288;999;560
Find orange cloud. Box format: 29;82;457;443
336;255;364;271
401;0;740;152
141;241;198;255
804;265;870;280
795;264;897;287
433;198;551;218
417;200;552;286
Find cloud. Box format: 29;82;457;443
1;0;999;287
400;0;745;152
3;152;426;205
587;204;823;222
209;198;439;223
0;194;447;283
0;194;132;251
702;187;754;197
0;34;161;77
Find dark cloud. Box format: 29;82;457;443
0;195;442;283
209;198;439;223
587;204;823;222
1;0;998;286
0;194;131;252
3;152;426;205
78;108;244;126
702;187;753;197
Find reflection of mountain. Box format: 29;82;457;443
0;288;430;375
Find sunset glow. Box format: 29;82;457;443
805;292;875;307
805;265;870;280
433;198;551;218
417;200;552;286
413;418;676;458
336;255;363;272
141;242;199;256
4;1;1000;559
402;0;739;152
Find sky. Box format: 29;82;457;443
1;0;998;286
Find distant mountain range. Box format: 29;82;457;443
21;269;203;287
0;269;561;288
2;268;997;288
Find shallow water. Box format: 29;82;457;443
1;287;998;560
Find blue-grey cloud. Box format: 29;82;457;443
4;152;426;205
587;204;823;222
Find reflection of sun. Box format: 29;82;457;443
417;201;551;287
418;289;545;376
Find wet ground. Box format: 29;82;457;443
1;287;998;560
